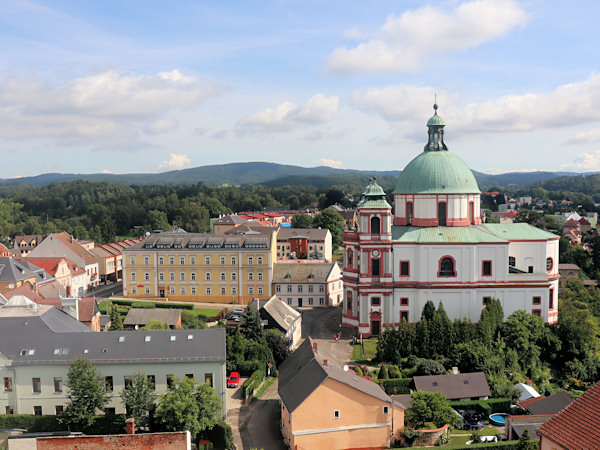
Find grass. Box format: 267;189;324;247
252;377;276;401
443;440;524;449
97;299;222;319
351;340;378;363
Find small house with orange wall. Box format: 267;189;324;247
279;338;404;450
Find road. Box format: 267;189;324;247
90;281;123;299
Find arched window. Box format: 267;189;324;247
371;216;381;234
546;257;553;272
438;256;456;277
347;249;353;267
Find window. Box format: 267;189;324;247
232;287;237;295
186;373;194;380
287;285;292;293
206;272;211;281
145;272;150;281
309;297;314;305
406;201;413;225
5;406;14;415
371;297;381;306
206;286;211;295
105;376;113;392
371;216;381;234
32;378;41;393
347;291;352;311
104;407;115;415
509;256;515;267
549;288;554;309
248;272;254;281
347;249;353;266
483;296;491;306
257;256;263;264
308;284;313;293
383;406;389;415
319;297;324;305
400;297;409;306
191;256;196;265
533;296;541;305
220;256;225;265
319;285;325;292
159;256;164;265
249;286;254;295
528;266;534;273
546;257;553;272
4;377;12;391
181;286;186;295
159;272;164;281
372;259;380;276
191;287;196;295
34;406;42;416
258;287;263;295
400;261;409;276
166;375;174;389
55;405;64;414
191;271;196;281
130;256;136;265
144;256;149;265
287;298;292;305
248;256;254;265
205;373;213;387
482;261;492;276
400;311;409;322
258;271;263;281
54;377;62;393
231;272;237;281
180;272;185;281
221;272;226;281
170;272;175;281
231;256;236;265
439;256;456;277
205;256;211;265
221;287;226;295
170;286;175;294
130;272;136;281
298;285;303;293
276;285;281;293
334;410;340;419
532;309;541;317
169;256;174;265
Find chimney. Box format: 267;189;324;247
125;418;135;435
452;367;458;375
312;342;318;352
323;359;328;367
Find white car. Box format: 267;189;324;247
466;436;498;445
232;307;246;314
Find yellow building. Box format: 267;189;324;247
122;231;276;305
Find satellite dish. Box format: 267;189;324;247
343;365;349;372
8;283;14;289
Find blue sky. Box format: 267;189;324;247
1;0;599;177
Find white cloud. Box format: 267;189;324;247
102;169;113;174
158;153;191;171
328;0;527;74
238;94;339;133
0;70;223;148
314;158;343;169
303;128;351;141
145;119;177;135
353;74;600;138
566;129;600;145
559;151;600;172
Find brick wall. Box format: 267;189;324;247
36;431;190;449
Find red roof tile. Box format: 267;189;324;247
578;217;591;225
563;219;580;228
537;382;600;448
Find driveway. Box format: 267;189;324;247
301;306;354;365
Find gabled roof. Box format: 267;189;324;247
578;217;591;225
214;215;248;225
260;295;300;332
0;257;37;282
537;382;600;447
13;234;44;248
520;391;573;415
278;338;393;414
50;232;97;264
0;298;92;333
514;382;541;402
563;218;580;228
123;308;182;327
277;227;330;241
273;262;338;284
413;372;491;399
558;263;580;271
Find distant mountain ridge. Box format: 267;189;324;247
0;161;588;190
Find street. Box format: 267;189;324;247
91;280;123;298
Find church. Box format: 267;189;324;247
342;106;559;337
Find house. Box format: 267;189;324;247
558;263;580;289
213;214;249;234
273;262;343;308
123;308;183;329
0;244;11;258
12;234;44;258
91;238;141;284
276;227;332;262
537;381;600;449
32;297;102;332
28;232;99;294
122;230;276;304
343;108;560;336
279;338;404;450
0;296;226;417
340;209;358;230
0;257;38;294
413;372;491;401
250;295;302;348
519;391;573;415
24;257;87;297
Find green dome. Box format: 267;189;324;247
394;150;480;194
427;113;445;126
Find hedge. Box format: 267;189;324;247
0;414;126;435
448;398;511;415
155;302;194;310
236;360;265;377
201;421;234;449
242;368;265;399
446;440;531;449
378;378;412;395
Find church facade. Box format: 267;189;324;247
342;107;559;337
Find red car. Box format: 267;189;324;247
227;372;240;388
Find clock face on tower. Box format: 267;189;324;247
372;249;380;257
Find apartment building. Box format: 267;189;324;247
272;262;343;308
122;230;276;305
276;228;332;262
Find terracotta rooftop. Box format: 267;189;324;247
537;382;600;448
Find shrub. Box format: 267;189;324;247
354;367;363;376
242;368;265;399
378;364;389;379
388;365;402;379
379;378;412;395
155;302;194;310
415;358;446;376
201;421;234;449
237;360;265;376
111;299;133;306
0;414;126;435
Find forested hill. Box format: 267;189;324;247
532;173;600;195
0;161;580;189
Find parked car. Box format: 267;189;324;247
232;307;246;315
227;372;240;388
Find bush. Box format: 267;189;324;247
447;398;511;415
155;302;194;310
0;414;126;435
237;360;265;377
388;365;402;379
202;421;234;449
379;378;412;395
354;367;363;376
242;368;265;399
415;358;446;376
111;299;133;306
378;364;389;379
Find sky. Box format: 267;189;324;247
1;0;600;178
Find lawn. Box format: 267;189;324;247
351;339;378;363
252;377;276;401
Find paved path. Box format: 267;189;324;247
301;306;354;365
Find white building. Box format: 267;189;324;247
273;262;343;308
342;107;559;337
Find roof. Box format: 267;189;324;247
0;298;93;333
273;262;337;284
427;111;446;126
13;235;44;248
49;232;97;265
278;338;393;413
131;231;274;250
4;284;44;302
537;382;600;448
214;215;248;225
413;372;491;399
563;219;580;227
394;150;480;195
559;263;580;271
32;297;100;322
260;295;300;332
277;227;330;241
521;391;573;415
514;383;540;402
0;257;37;282
123;308;182;327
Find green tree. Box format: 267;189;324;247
291;212;313;228
554;299;600;362
142;319;170;330
516;428;538;450
108;304;123;331
147;209;170;231
478;298;504;346
265;329;292;367
312;208;344;249
99;216;117;244
120;371;157;431
60;356;110;430
239;307;266;343
378;364;389;379
422;301;436;322
176;200;210;232
405;391;458;428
